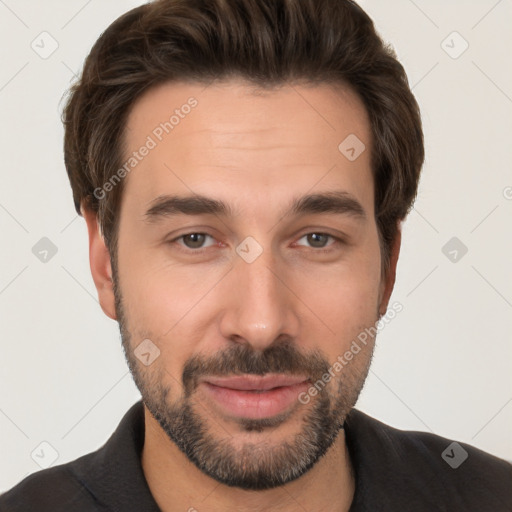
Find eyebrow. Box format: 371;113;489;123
143;190;366;223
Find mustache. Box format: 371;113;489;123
182;340;330;396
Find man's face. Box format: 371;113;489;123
110;80;391;489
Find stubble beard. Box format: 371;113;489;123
112;270;374;490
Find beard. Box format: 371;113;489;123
112;269;374;490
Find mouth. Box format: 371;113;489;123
199;374;311;420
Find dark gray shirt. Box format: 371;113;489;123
1;401;511;511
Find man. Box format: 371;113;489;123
1;0;511;510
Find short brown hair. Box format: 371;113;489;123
63;0;424;270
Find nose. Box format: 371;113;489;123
218;246;300;351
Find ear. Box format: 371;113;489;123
82;207;117;320
378;224;402;317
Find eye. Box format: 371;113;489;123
295;232;337;249
173;232;217;250
169;231;341;253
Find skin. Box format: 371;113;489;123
84;80;400;512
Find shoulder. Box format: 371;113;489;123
345;408;512;511
0;402;151;512
0;454;102;512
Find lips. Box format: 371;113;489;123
203;374;309;391
199;374;311;420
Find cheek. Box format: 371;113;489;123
121;269;198;343
295;244;382;356
300;270;380;338
117;253;220;377
316;232;382;298
117;235;190;332
119;275;196;385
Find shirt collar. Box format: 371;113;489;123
71;400;372;511
70;400;161;511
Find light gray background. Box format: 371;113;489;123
1;0;511;492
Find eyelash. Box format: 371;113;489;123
169;232;342;254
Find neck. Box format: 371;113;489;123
141;405;355;512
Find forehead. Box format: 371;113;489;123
121;79;374;217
